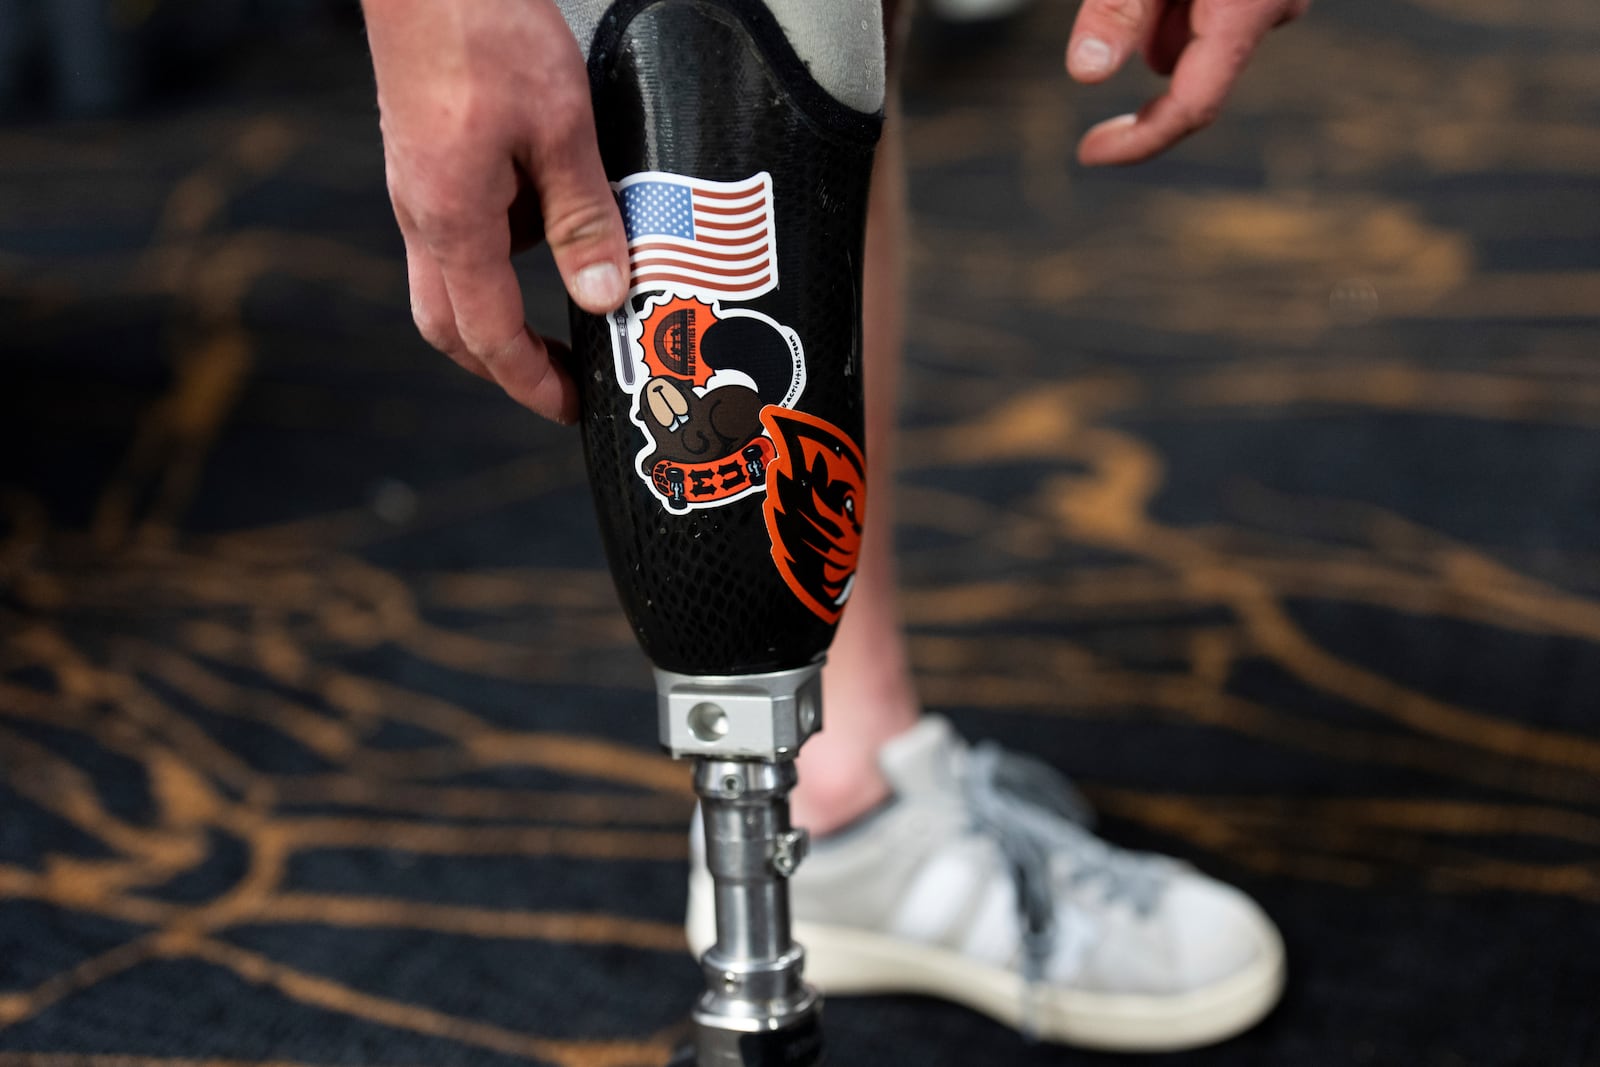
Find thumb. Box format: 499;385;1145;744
530;104;631;316
1067;0;1160;83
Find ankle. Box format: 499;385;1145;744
790;759;893;838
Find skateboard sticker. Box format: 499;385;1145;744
611;291;805;512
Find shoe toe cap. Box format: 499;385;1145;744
1165;876;1281;991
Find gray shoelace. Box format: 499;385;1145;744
963;742;1171;1037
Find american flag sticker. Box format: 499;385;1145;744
614;171;778;301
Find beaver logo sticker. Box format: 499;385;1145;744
760;407;866;624
617;292;805;512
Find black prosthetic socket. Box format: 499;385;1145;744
568;0;883;678
567;5;882;1064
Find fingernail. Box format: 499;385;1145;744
574;263;624;309
1073;37;1114;75
1095;112;1139;133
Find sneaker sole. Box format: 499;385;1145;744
688;895;1286;1052
797;917;1284;1051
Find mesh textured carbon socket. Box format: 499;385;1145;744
566;0;883;675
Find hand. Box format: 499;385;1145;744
363;0;630;423
1066;0;1311;166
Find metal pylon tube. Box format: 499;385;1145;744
688;757;822;1067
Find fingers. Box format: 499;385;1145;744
1077;0;1289;166
396;203;488;382
392;160;575;422
434;208;579;424
1067;0;1159;84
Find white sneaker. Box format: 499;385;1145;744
687;716;1285;1052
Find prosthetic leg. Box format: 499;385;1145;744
563;2;884;1063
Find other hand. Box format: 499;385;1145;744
1066;0;1311;166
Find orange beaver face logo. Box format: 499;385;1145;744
759;407;866;624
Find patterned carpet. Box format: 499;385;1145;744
3;1;1599;1065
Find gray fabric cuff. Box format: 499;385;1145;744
556;0;885;114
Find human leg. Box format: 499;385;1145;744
792;78;921;837
694;6;1287;1049
551;0;1288;1050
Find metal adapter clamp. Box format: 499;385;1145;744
655;663;824;761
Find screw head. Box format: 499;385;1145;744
798;692;819;734
687;702;729;743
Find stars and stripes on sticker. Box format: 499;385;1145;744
614;171;778;301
